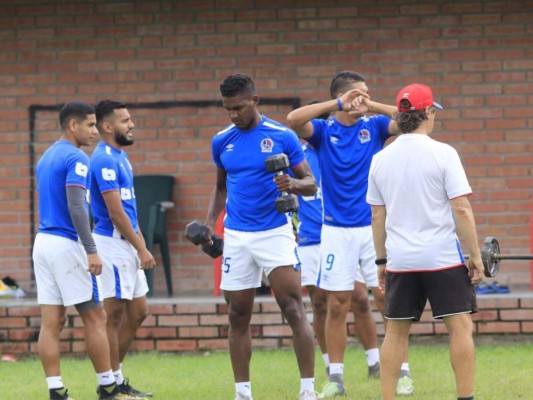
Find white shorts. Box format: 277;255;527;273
298;244;320;287
220;224;299;291
94;234;149;300
317;225;378;291
33;233;103;307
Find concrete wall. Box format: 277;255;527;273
0;0;532;296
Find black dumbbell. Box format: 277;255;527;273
185;220;224;258
265;153;299;213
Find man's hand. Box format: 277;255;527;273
87;253;103;276
138;248;156;270
468;255;485;286
338;88;371;115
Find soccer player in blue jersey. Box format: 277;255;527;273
90;100;155;399
33;101;128;400
203;74;318;400
287;71;414;398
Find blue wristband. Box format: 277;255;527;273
336;98;343;111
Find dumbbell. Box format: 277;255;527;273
185;220;224;258
265;153;299;213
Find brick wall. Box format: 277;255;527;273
1;294;533;357
0;0;532;296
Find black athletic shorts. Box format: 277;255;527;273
384;265;478;321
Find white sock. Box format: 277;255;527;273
365;348;380;366
46;376;63;390
401;362;410;372
329;363;344;376
322;353;330;367
96;370;115;386
113;368;125;385
300;377;315;393
235;381;252;396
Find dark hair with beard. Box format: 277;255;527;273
329;71;365;99
395;99;430;133
220;73;256;97
94;99;133;146
59;101;95;131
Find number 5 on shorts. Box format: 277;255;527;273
223;257;231;273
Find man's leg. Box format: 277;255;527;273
118;295;148;362
307;285;328;355
78;306;113;373
380;319;411;400
224;288;256;383
104;298;127;371
39;305;67;377
443;314;476;398
270;266;315;378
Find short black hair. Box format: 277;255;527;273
329;71;365;99
94;99;127;125
220;73;256;97
58;101;95;130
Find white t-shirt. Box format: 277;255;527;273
366;134;472;272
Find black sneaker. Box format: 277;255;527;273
119;379;153;397
49;387;74;400
97;383;120;400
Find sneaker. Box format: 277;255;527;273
491;282;510;293
97;384;144;400
317;381;347;398
396;373;414;396
368;362;380;379
49;387;75;400
0;280;11;298
300;390;318;400
234;393;253;400
119;379;153;397
475;282;495;295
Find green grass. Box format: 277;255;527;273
2;338;532;399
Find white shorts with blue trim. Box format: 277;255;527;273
220;223;299;291
317;225;378;291
298;244;320;287
94;234;149;300
33;233;103;307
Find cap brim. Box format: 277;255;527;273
433;101;443;110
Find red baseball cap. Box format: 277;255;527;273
396;83;443;112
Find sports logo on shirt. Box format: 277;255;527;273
260;138;274;153
101;168;117;181
75;162;88;177
226;144;234;152
330;136;339;144
359;129;371;143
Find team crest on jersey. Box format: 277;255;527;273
226;144;234;152
260;138;274;153
359;129;371;143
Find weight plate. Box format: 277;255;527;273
481;236;500;277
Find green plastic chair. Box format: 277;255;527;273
133;174;175;297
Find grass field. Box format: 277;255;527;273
2;336;532;399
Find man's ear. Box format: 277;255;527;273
68;117;78;132
100;121;112;134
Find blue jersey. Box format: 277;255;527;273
212;115;305;231
307;115;391;227
297;144;322;246
36;140;91;241
90;142;139;237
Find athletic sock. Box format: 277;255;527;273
322;353;330;368
113;368;125;385
300;377;315;393
365;348;380;366
46;376;64;390
329;363;344;376
235;381;252;396
96;370;116;386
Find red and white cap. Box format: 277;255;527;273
396;83;443;112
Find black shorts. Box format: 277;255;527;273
384;265;478;321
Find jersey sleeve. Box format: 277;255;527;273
366;155;385;206
285;129;305;167
373;114;392;142
307;118;327;149
444;146;472;199
91;154;120;193
65;151;90;189
212;134;224;169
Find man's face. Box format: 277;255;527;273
110;107;135;146
73;114;99;147
222;93;258;130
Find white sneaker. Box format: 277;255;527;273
396;375;414;396
234;393;253;400
300;390;318;400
